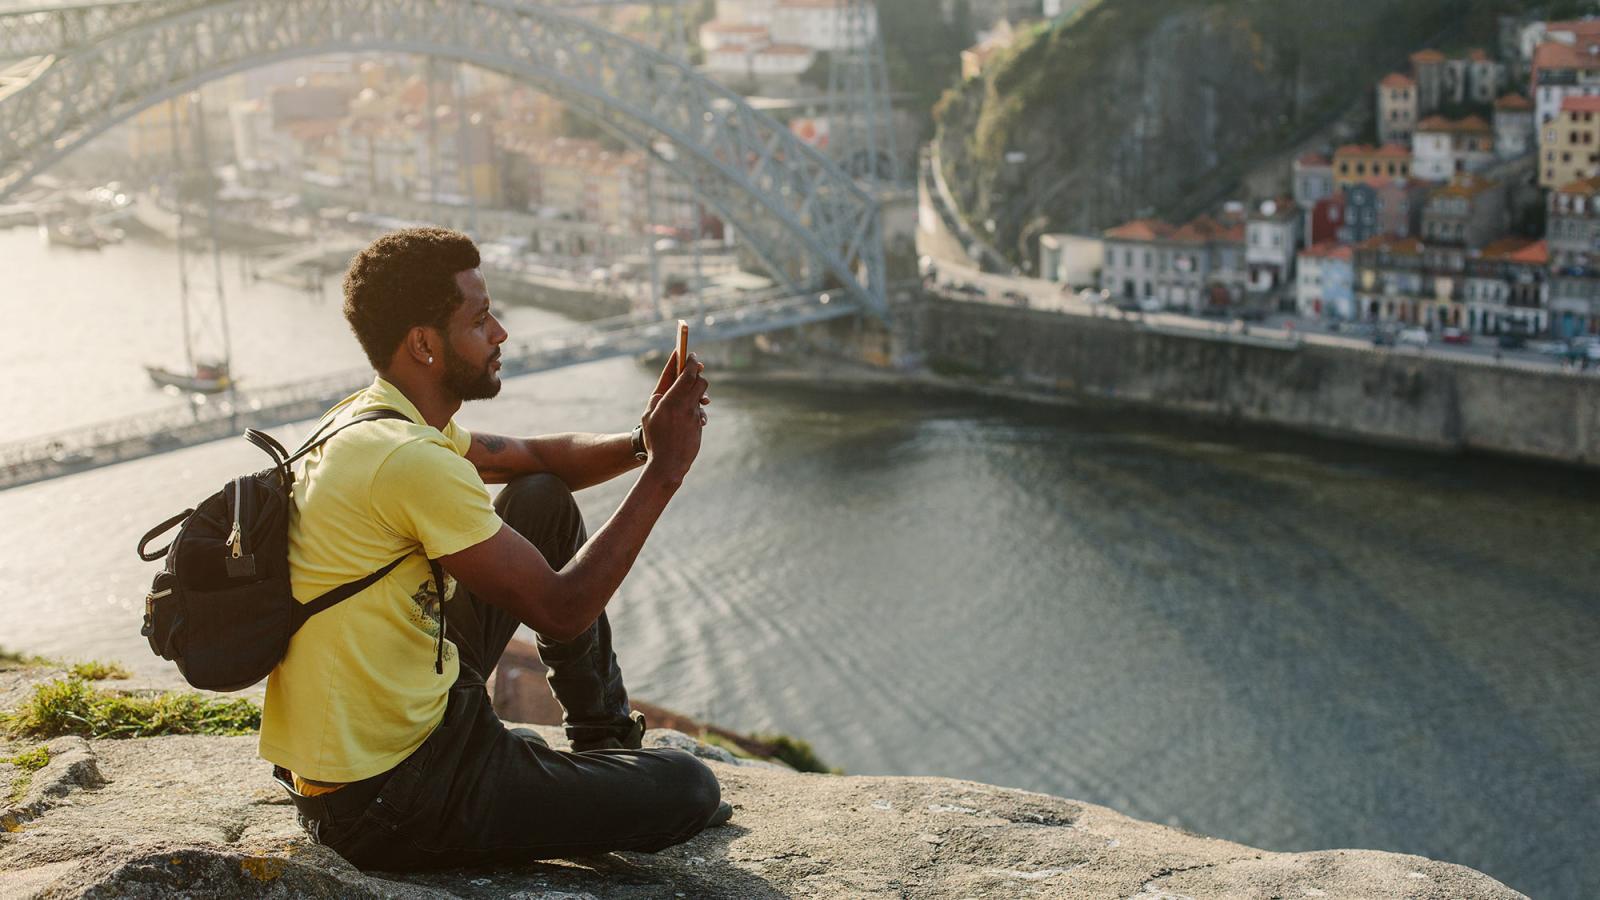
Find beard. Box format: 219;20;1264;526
440;340;501;401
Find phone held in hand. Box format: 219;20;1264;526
677;320;689;375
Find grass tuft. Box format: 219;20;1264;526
2;745;50;804
0;678;259;740
751;732;843;775
67;661;130;681
0;648;53;669
698;730;755;759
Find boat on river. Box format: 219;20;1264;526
144;360;232;394
41;219;119;249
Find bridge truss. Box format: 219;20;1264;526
0;0;886;312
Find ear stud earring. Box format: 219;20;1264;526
427;356;434;364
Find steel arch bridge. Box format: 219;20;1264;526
0;0;886;312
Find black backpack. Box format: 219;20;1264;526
136;409;448;692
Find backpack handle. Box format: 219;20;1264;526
245;428;290;466
137;508;194;561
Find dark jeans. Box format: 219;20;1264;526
274;474;722;871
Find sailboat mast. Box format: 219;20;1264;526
167;98;196;381
190;91;235;398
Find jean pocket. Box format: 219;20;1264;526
362;741;434;832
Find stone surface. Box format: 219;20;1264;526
0;724;1524;899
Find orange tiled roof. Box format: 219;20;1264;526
1479;237;1532;259
1104;219;1173;241
1432;174;1499;199
1559;95;1600;114
1534;40;1600;74
1168;215;1216;243
1494;93;1533;111
1508;239;1549;265
1555;173;1600;196
1300;241;1354;261
1410;49;1446;64
1356;234;1425;254
1477;238;1550;266
1417;115;1492;133
1374;143;1413;158
1466;48;1490;62
1296;151;1329;166
1380;72;1415;89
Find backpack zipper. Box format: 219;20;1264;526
228;479;243;559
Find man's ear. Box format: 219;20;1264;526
403;324;441;366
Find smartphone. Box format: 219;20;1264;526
676;320;689;376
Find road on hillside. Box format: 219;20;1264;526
925;260;1595;375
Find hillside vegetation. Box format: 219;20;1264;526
933;0;1570;264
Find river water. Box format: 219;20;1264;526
2;228;1597;898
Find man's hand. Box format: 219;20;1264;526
640;351;709;486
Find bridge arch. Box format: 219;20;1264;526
0;0;884;310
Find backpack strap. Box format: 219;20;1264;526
280;409;417;627
292;552;410;629
427;558;448;675
286;408;413;465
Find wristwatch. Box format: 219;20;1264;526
630;423;648;461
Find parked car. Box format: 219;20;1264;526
1372;329;1397;347
1440;327;1471;345
1137;297;1163;313
1496;333;1526;350
1398;328;1429;348
1003;289;1030;307
1529;340;1569;356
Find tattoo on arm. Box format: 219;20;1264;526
475;433;509;454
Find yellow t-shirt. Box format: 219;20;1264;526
259;377;503;783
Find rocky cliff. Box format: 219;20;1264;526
932;0;1513;262
0;666;1526;899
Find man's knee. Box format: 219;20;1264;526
494;474;586;565
660;750;721;824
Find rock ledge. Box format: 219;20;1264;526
0;724;1524;899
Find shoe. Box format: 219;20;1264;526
570;710;646;752
707;800;734;828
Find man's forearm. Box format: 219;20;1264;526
470;431;640;489
526;432;641;491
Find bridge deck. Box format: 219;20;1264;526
0;291;858;491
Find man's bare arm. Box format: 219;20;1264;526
467;431;639;489
439;467;675;641
444;355;708;641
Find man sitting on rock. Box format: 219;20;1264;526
261;227;727;870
